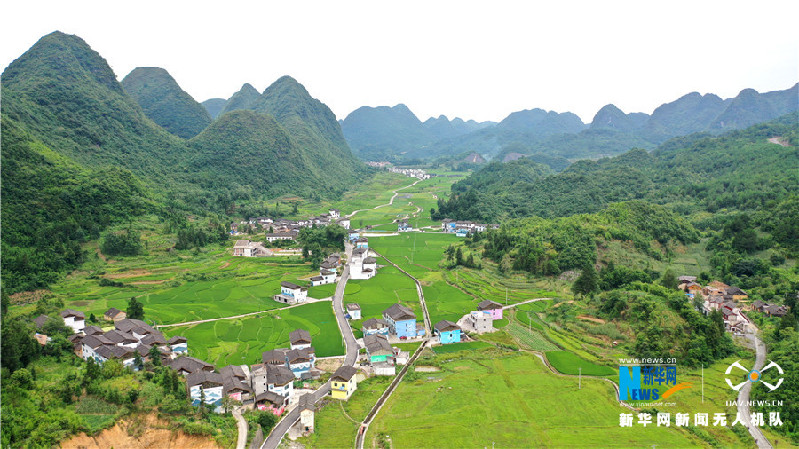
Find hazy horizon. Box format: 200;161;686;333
2;0;797;123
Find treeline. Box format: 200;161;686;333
1;118;151;294
471;201;698;275
297;225;347;268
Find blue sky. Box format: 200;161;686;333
2;0;797;123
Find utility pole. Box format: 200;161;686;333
579;367;582;390
701;365;704;403
505;287;508;305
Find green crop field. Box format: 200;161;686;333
545;350;616;376
366;350;707;448
344;261;419;331
162;301;344;366
432;341;492;354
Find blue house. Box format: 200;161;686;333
455;229;468;237
348;231;360;242
383;304;418;338
355;238;369;249
434;320;461;344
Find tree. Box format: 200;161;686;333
573;264;598;297
660;269;677;289
149;345;162;367
222;396;242;414
1;319;41;372
127;297;144;320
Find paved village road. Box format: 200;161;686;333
232;407;248;449
261;245;359;449
737;322;772;449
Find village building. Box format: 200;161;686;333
33;314;49;330
310;269;337;286
337;218;351;229
233;240;268;257
434;320;462;344
169;356;215;376
383;304;419;338
289;329;312;350
83;325;104;336
355;238;369;249
469;310;493;334
362;318;390;336
255;390;288;415
726;286;749;301
477;300;503;320
297;394;316;435
60;309;85;333
168;336;188;355
330;365;358;400
329;209;340;219
265;232;298;243
187;371;224;412
363;334;393;364
261;349;289;366
274;281;308;304
103;307;127;322
346;303;361;320
286;348;316;379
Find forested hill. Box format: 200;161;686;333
1;31;187;184
121;67;212;138
434;114;799;222
0;31;367;294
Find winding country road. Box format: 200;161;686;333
737;323;772;449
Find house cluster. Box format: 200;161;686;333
441;219;498;237
679;278;752;334
34;309;187;368
173;328;330;415
365;161;391;168
387;167;431;179
752;300;789;317
232;209;351;238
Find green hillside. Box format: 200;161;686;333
340;104;433;160
188;110;353;199
121;67;212;138
435;114;799;221
201;97;227;119
219;83;260;115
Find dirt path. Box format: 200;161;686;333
577;315;606;324
737;321;772;449
501;297;553;310
346;179;421;219
155;297;332;329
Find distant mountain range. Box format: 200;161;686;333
339;84;798;165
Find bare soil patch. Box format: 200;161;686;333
9;289;52;305
577;315;606;324
105;270;153;280
61;414;220;449
768;137;790;147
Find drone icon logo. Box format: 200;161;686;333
725;360;784;391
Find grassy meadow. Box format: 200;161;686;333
366;349;709;448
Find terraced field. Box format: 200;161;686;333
162;301;344;366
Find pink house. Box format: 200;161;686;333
477;300;503;320
256;391;287;415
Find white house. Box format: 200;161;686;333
169;336;188;355
337;218;351;230
60;309;85;333
274;281;308;304
346;303;361;320
265;232;297;243
329;209;340;219
310;270;336;287
233;240;266;257
187;371;224;412
289;329;312;350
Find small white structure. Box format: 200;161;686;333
298;394;315;435
346;303;361;320
266;232;296;243
469;310;493;334
60;309;85;333
233;240;265;257
329;209;340;219
351;255;377;280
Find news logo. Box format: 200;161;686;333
619;364;692;401
724;360;784;391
